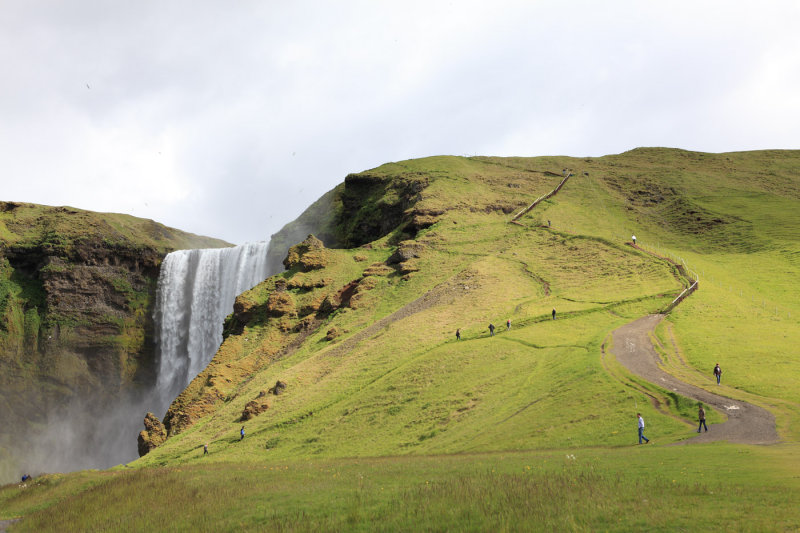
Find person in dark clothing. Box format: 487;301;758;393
240;426;245;440
552;309;556;320
204;443;209;455
713;364;722;385
506;319;511;330
697;405;708;432
455;328;461;341
488;323;495;336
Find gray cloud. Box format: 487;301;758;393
2;1;799;243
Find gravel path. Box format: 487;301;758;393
0;519;19;532
610;314;779;445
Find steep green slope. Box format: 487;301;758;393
140;149;800;465
0;202;230;480
3;149;800;531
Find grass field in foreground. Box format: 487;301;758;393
2;444;798;532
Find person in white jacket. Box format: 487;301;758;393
637;413;650;444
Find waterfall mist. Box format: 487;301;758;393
1;242;273;483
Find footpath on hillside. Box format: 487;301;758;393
609;314;779;445
509;169;778;445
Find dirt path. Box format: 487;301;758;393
320;268;478;361
610;314;779;445
0;519;19;532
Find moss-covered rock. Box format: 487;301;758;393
137;412;167;457
266;292;296;318
283;235;329;271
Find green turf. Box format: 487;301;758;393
2;148;799;529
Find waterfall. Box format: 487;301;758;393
153;241;271;407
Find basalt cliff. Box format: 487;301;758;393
0;202;229;477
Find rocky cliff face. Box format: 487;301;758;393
266;169;434;273
0;201;229;478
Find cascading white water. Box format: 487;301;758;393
0;242;273;482
153;241;271;406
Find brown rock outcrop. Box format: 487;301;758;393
283;235;328;271
137;412;167;457
268;380;287;395
241;399;270;421
266;291;296;317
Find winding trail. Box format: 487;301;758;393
507;169;779;444
609;314;779;445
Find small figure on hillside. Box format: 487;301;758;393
21;474;30;483
713;363;722;385
637;413;650;444
455;328;461;341
203;443;209;455
552;309;556;320
547;220;551;227
240;426;245;441
506;319;511;330
631;235;637;246
488;323;495;337
697;405;708;433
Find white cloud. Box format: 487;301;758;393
1;1;798;243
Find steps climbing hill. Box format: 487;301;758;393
134;149;800;464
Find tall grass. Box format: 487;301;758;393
4;445;799;532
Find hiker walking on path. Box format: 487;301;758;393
637;413;650;444
455;328;461;341
698;405;708;432
506;319;511;330
488;323;495;337
552;309;556;320
713;363;722;385
204;443;209;455
240;426;245;440
631;235;637;245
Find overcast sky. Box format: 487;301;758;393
2;1;799;244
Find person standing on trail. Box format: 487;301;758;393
204;443;209;455
713;364;722;385
455;328;461;341
488;323;495;337
552;309;556;320
506;319;511;330
637;413;650;444
632;235;637;245
697;405;708;432
240;426;245;441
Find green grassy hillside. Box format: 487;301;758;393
2;149;799;531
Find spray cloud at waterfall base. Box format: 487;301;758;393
3;242;272;481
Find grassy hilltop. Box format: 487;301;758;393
2;149;800;531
